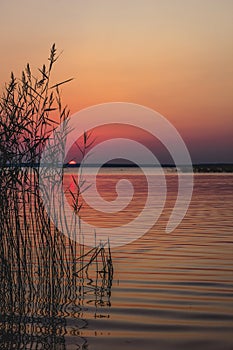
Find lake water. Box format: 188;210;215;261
62;169;233;350
1;169;232;349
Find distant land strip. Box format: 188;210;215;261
65;163;233;173
2;163;233;172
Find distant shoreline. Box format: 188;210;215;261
64;163;233;173
2;163;233;173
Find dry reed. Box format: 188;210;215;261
0;45;113;348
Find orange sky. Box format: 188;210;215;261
0;0;232;163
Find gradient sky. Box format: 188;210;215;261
0;0;232;163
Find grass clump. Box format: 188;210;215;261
0;45;113;348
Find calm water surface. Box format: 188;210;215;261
62;170;233;350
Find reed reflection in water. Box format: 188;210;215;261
0;166;113;350
0;238;113;350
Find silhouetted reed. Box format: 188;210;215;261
0;45;113;348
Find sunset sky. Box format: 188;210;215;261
0;0;232;163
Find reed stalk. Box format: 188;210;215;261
0;45;113;348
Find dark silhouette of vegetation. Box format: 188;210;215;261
0;45;113;348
